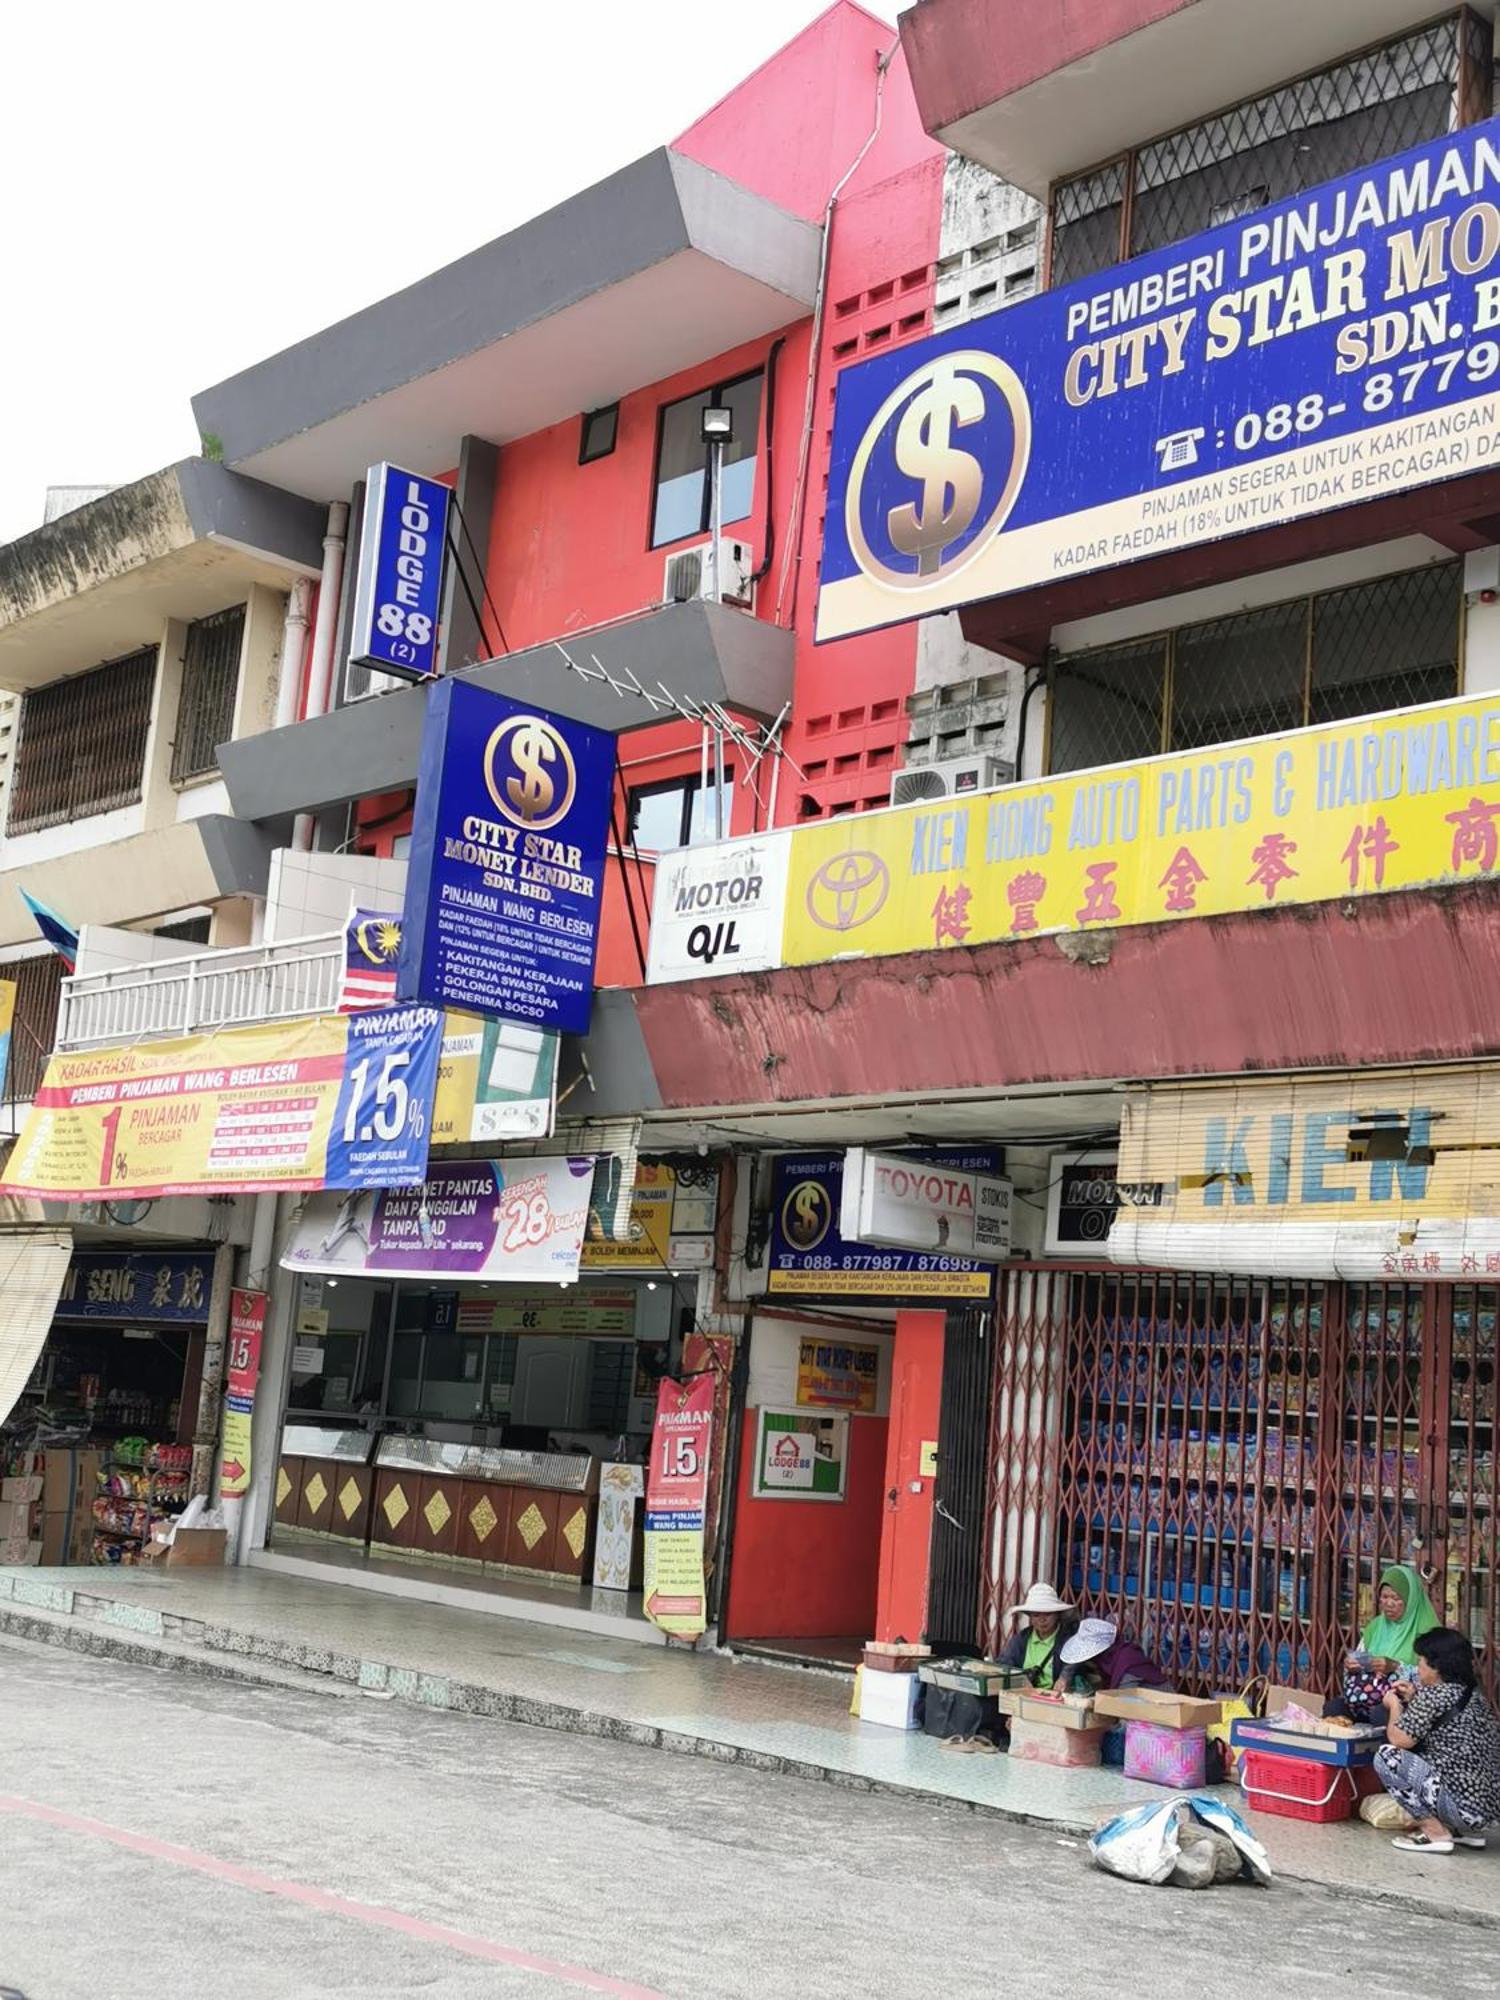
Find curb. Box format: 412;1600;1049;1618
4;1594;1496;1934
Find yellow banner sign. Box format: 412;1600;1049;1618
796;1336;880;1413
775;691;1500;966
1;1008;440;1199
1112;1067;1500;1279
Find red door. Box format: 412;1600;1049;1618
875;1311;945;1645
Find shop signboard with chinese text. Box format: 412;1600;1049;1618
0;1007;441;1199
220;1289;265;1500
282;1156;595;1284
643;1372;714;1638
841;1147;1011;1260
54;1251;215;1324
1110;1067;1500;1278
796;1336;880;1414
397;679;614;1033
767;1151;993;1300
646;691;1500;978
348;463;451;683
819;122;1500;640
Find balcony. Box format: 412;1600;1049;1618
56;933;342;1052
898;0;1469;193
218;597;795;826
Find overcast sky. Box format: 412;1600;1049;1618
2;0;891;547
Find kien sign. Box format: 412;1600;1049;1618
397;679;615;1034
349;463;451;682
841;1147;1012;1261
819;120;1500;639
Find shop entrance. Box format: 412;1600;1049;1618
724;1315;894;1670
271;1273;679;1623
982;1264;1500;1699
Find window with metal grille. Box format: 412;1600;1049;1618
4;954;63;1104
1047;561;1461;772
1048;14;1489;287
6;647;156;835
172;604;244;783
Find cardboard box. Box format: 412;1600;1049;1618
1092;1688;1223;1731
1;1475;43;1504
995;1689;1097;1728
0;1499;36;1541
858;1668;920;1730
1264;1684;1332;1720
43;1448;104;1512
140;1526;227;1568
1009;1717;1106;1767
39;1510;94;1567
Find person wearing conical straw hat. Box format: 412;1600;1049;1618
998;1583;1076;1690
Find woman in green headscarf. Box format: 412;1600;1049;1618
1334;1564;1441;1723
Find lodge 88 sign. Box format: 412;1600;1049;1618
349;462;452;682
818;120;1500;641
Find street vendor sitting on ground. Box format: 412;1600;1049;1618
997;1584;1077;1690
1330;1562;1440;1724
1055;1617;1172;1694
1376;1627;1500;1854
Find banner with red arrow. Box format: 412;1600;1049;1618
642;1371;715;1641
220;1289;266;1502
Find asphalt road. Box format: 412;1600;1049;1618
1;1633;1497;2000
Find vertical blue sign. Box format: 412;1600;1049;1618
396;679;615;1034
348;462;451;682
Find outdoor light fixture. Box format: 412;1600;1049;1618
700;401;734;444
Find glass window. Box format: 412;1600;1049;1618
580;404;619;463
1047;563;1460;774
651;371;763;547
627;770;735;851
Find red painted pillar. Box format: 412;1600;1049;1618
874;1310;945;1644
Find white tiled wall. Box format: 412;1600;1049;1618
265;849;409;942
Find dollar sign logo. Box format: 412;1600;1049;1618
504;721;558;823
886;362;988;577
788;1182;827;1247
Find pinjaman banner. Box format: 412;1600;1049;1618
0;1006;442;1199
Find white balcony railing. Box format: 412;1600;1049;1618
56;933;344;1051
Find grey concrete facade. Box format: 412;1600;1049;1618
192;149;822;497
217;599;795;821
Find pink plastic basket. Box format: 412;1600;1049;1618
1124;1719;1208;1788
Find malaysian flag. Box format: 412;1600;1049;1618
339;909;402;1011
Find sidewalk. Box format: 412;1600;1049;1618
4;1560;1497;1930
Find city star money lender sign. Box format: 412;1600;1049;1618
397;680;614;1035
818;121;1500;639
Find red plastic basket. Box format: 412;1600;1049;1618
1242;1751;1360;1823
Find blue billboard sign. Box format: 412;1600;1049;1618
767;1150;997;1301
818;120;1500;641
348;463;452;682
396;679;615;1034
55;1251;216;1323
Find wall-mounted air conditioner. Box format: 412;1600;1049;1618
663;538;753;608
891;753;1015;808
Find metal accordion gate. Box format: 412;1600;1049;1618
980;1264;1500;1699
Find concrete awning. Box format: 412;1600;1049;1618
898;0;1463;194
0;462;326;691
217;598;794;824
191;149;822;502
0;818;271;951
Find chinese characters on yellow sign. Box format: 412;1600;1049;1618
649;693;1500;980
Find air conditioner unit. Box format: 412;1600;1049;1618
891;753;1015;808
663;538;754;608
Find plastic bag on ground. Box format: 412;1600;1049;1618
1090;1794;1272;1888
